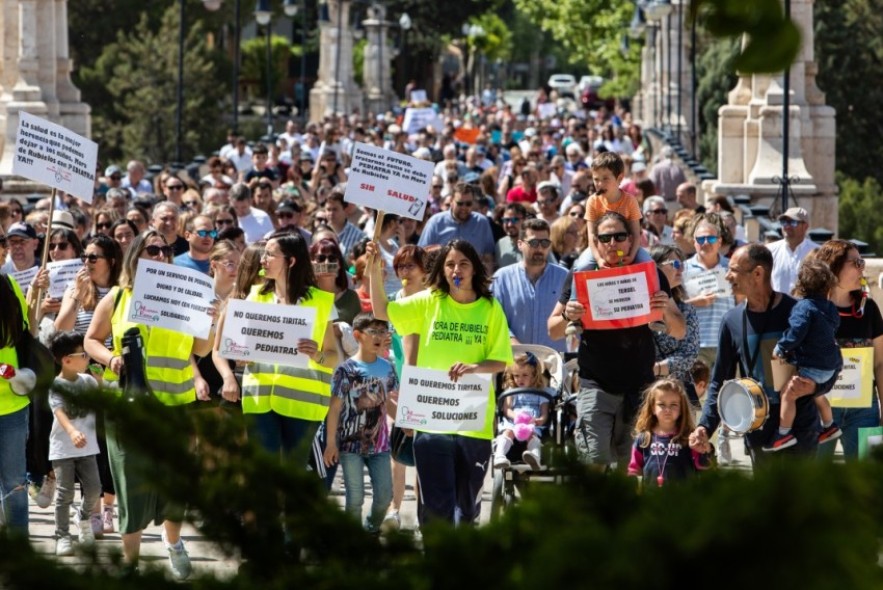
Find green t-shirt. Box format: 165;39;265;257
387;290;513;439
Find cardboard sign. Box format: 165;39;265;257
573;262;663;330
218;299;316;368
682;266;732;299
401;107;444;134
395;366;490;433
410;89;428;103
12;112;98;203
46;259;83;300
345;142;434;221
827;347;874;408
6;265;39;296
127;260;215;338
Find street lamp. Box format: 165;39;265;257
466;23;485;97
255;0;274;136
399;12;411;98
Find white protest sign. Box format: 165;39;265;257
410;89;428;103
827;347;874;408
218;299;316;367
6;266;38;295
127;260;215;338
394;366;490;433
537;102;557;119
682;267;732;300
585;270;652;323
46;259;83;300
345;142;435;221
12;112;98;203
402;107;444;134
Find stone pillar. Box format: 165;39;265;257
54;0;89;136
309;0;363;122
362;3;395;116
703;0;837;234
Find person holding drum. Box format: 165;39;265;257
549;212;686;469
815;240;883;460
690;243;818;463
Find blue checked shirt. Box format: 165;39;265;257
684;254;736;348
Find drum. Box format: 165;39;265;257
718;378;769;434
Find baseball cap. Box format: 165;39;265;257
778;207;808;223
537;181;560;194
7;222;37;239
105;165;122;178
277;200;302;214
51;210;75;230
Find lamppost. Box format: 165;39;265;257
399;12;411;98
254;0;274;137
176;0;223;164
281;0;307;122
641;0;671;130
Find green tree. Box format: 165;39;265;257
77;6;225;164
241;34;298;101
836;173;883;253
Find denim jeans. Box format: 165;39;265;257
53;455;102;538
0;407;29;534
817;397;881;461
338;451;393;531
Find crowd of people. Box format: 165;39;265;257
0;92;874;576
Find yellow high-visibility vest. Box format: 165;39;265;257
240;285;333;421
0;277;30;416
105;287;196;406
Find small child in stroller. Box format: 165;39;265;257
493;352;551;471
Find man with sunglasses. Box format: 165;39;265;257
418;182;496;270
174;215;216;274
767;207;818;294
494;203;528;269
269;200;311;243
492;218;568;352
642;196;674;245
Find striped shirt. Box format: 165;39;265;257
684;254;735;348
68;285;112;348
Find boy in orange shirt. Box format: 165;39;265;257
585;152;646;265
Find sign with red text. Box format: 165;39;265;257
12;112;98;202
573;262;662;330
345;142;434;221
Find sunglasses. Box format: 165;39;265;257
313;254;336;263
144;244;173;258
502;217;522;224
660;259;683;271
81;254;106;263
95;222;112;230
695;235;719;245
216;218;234;226
455;201;474;207
195;229;218;239
524;238;552;249
49;242;70;251
277;212;296;219
66;352;88;359
597;232;629;244
109;175;122;181
166;184;185;191
432;185;443;189
649;209;668;215
568;211;583;217
780;219;803;228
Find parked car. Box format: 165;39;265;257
547;74;577;98
579;75;615;111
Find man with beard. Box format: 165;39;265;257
494;202;528;269
419;182;495;269
174;215;216;275
492;219;568;352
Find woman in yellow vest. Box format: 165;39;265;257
85;230;214;578
0;227;36;535
214;231;337;465
367;239;513;525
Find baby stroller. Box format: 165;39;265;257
489;344;577;519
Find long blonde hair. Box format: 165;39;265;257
633;378;695;448
502;352;547;390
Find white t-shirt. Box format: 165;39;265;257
48;374;100;461
238;207;275;244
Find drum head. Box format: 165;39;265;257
719;383;754;433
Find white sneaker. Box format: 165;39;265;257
78;520;95;546
493;454;510;468
522;449;543;471
162;530;193;580
56;535;74;556
380;511;401;533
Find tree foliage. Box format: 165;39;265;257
76;6;225;164
694;36;740;175
836;173;883;253
241;34;298;101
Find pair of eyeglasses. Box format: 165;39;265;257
81;254;106;263
278;212;295;219
66;352;88;359
849;258;866;270
49;242;70;251
166;184;184;191
455;201;474;207
219;260;237;270
660;259;682;270
524;238;552;249
598;232;629;243
184;200;200;207
216;218;234;226
195;229;217;239
695;235;719;245
313;254;336;263
145;244;173;258
502;217;522;224
363;328;389;337
395;263;417;272
95;222;112;231
649;209;668;215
